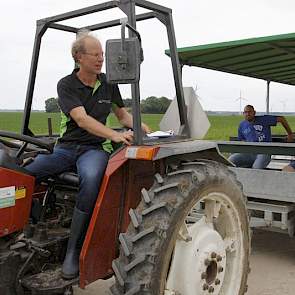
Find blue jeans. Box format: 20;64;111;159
228;153;271;169
25;144;109;214
289;160;295;169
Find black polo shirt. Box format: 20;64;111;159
57;70;124;147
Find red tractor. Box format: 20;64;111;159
0;1;250;294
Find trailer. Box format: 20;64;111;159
167;32;295;237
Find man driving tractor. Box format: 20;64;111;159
25;31;150;279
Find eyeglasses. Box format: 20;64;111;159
83;52;104;59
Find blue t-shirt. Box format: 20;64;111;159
238;115;277;142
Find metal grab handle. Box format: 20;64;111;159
119;18;144;69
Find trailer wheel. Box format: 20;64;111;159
111;160;250;295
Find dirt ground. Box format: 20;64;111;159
75;229;295;295
247;229;295;295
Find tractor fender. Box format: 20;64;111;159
153;139;232;166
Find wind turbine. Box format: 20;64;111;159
280;99;287;113
235;90;247;115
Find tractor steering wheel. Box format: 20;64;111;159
0;130;54;158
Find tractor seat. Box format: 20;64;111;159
56;172;79;187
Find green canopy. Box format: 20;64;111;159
166;32;295;86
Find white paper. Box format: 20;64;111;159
146;130;174;138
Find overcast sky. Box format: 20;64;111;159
1;0;295;112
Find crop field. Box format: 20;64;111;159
1;112;295;141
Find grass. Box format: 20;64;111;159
1;112;295;141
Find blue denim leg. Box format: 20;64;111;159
290;160;295;169
24;147;76;181
228;153;256;168
75;149;109;214
252;154;271;169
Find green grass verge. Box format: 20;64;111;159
1;112;294;141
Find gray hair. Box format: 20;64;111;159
71;29;98;62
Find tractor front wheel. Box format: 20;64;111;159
111;160;250;295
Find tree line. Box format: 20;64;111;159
45;96;172;114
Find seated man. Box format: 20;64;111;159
229;104;293;169
25;31;150;279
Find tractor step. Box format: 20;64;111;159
21;268;78;295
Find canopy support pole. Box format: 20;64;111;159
266;80;270;114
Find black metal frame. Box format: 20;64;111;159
21;0;189;145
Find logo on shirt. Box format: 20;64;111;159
98;99;111;104
253;124;263;131
253;124;265;141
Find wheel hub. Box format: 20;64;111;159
166;217;226;294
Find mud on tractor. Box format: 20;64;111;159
0;1;250;294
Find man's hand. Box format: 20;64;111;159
111;130;134;145
114;107;151;134
287;133;294;142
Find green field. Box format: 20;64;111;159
1;112;294;141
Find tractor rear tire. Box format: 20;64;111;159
111;160;250;295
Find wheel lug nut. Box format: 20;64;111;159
215;279;221;285
211;252;217;259
218;266;224;273
216;255;222;262
203;283;209;290
201;272;207;279
204;259;211;266
208;286;214;293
